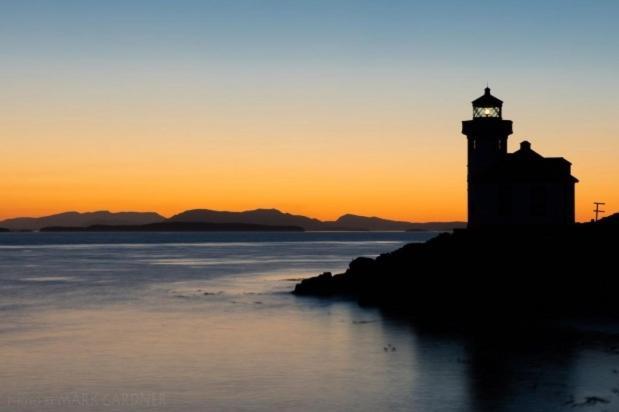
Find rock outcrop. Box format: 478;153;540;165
294;222;619;319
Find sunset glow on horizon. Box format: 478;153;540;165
2;1;618;222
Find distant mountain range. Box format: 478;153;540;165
40;221;304;232
169;209;323;229
0;208;466;232
169;209;465;231
0;211;165;231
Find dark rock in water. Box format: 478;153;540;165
294;272;338;296
293;222;619;320
0;227;10;232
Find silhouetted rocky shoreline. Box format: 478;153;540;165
294;220;619;322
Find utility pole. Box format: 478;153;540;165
594;202;606;222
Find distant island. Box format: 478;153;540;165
0;209;465;232
40;222;304;232
0;211;166;232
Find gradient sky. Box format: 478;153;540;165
1;0;618;221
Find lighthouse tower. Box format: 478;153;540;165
462;87;513;227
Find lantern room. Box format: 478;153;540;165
472;87;503;118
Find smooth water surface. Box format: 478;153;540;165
1;232;618;412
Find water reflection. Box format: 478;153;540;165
0;232;618;411
2;290;619;411
380;313;619;412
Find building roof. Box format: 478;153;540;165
472;87;503;107
479;141;579;184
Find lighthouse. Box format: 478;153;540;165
462;88;577;227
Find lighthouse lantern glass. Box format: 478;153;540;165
473;106;501;118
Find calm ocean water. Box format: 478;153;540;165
1;231;618;412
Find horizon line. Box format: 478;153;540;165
0;207;468;224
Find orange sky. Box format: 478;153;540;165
1;79;617;222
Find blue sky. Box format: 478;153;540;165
2;1;617;65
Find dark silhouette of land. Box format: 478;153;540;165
170;209;465;231
294;220;619;320
324;214;464;231
0;208;465;232
0;227;9;232
169;208;324;229
600;212;619;224
40;221;304;232
0;211;165;231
